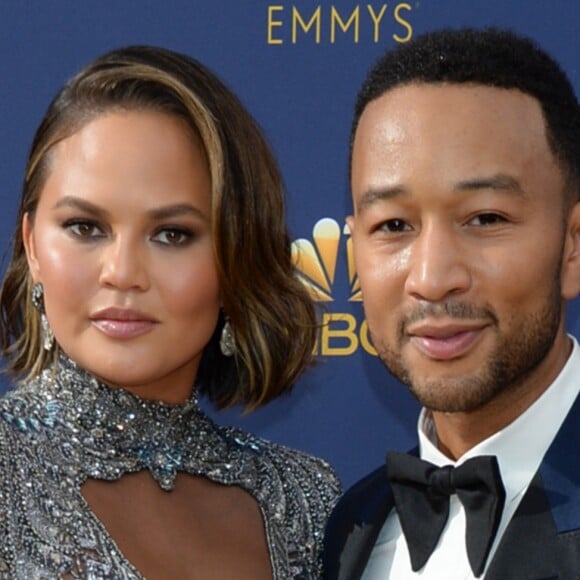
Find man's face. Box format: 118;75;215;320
348;83;578;413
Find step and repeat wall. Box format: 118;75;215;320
0;1;578;488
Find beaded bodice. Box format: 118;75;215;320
0;357;341;579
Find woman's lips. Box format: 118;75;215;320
91;319;157;339
90;308;158;339
408;325;485;360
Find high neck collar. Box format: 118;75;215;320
54;352;199;413
2;354;206;490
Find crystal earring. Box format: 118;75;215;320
219;319;236;357
31;282;54;351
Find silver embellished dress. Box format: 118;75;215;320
0;356;341;579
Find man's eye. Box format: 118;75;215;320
470;213;506;226
380;219;411;233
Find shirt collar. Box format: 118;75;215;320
419;335;580;503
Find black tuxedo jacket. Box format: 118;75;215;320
323;394;580;579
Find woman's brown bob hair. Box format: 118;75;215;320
0;45;317;410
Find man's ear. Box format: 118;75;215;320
345;215;355;235
22;212;41;283
561;202;580;300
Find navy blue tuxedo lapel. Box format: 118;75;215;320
323;448;420;580
485;393;580;579
484;471;577;579
323;465;395;579
537;391;580;536
335;501;391;580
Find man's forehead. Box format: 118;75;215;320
350;83;564;211
352;83;549;163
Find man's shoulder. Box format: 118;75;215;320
329;463;391;529
322;463;395;579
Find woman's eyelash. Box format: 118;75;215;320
61;219;197;246
62;219;104;238
153;227;195;246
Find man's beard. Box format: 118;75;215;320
373;283;562;413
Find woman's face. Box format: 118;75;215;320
23;110;221;403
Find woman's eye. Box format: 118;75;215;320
153;228;192;246
65;221;104;238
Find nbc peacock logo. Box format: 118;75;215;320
291;218;361;302
292;218;376;356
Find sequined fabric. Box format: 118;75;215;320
0;356;341;579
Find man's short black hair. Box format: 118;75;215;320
352;28;580;195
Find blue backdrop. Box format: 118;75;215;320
0;1;578;489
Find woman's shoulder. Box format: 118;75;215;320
0;386;36;451
219;423;342;498
0;405;18;491
265;438;341;488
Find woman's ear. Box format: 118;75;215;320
22;212;41;283
561;202;580;300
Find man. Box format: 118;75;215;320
324;28;580;579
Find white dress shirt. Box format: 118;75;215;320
362;336;580;580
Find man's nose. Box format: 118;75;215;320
404;222;471;302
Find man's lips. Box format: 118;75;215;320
90;308;159;339
407;321;488;360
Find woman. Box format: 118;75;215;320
0;46;340;578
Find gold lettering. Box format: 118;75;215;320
267;3;415;47
267;6;284;45
360;320;378;356
393;2;413;43
330;6;360;44
367;4;388;43
321;313;359;356
292;6;322;44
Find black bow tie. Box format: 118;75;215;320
386;452;505;576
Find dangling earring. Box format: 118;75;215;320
31;282;54;351
220;318;236;357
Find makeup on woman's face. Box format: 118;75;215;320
24;110;221;403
